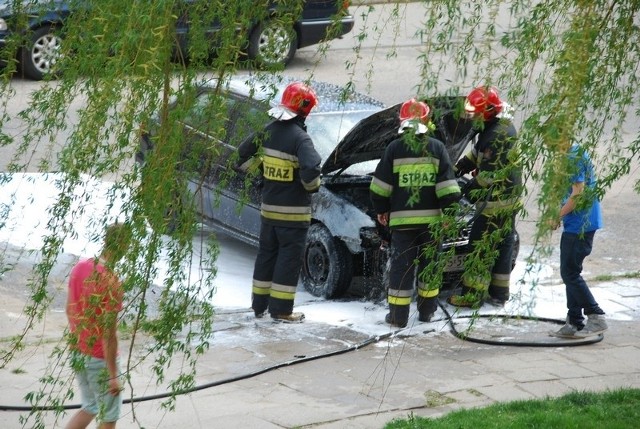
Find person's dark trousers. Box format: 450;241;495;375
560;230;604;329
252;223;308;316
462;212;515;302
387;228;436;325
487;212;516;301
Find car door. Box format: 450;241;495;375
188;90;269;243
176;89;232;223
215;96;271;241
172;0;222;63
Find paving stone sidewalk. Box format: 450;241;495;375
1;279;639;429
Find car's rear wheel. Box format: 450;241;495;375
301;223;353;299
248;19;297;67
21;26;63;80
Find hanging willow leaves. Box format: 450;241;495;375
0;0;638;426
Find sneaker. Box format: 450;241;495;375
549;318;606;340
418;312;435;323
385;313;407;328
549;320;583;339
271;312;305;323
583;314;608;335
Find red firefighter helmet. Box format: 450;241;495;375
279;82;318;118
399;98;430;124
464;86;503;121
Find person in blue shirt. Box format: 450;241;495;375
549;143;607;338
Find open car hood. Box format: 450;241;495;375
321;96;477;176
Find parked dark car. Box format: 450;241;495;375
0;0;355;80
136;75;519;301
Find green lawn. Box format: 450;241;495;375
385;388;640;429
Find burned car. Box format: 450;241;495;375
136;76;519;301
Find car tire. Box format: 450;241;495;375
20;26;63;80
248;19;297;67
301;223;353;299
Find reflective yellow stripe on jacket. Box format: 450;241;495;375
263;151;298;182
389;209;442;228
477;198;522;216
370;176;393;198
260;203;312;222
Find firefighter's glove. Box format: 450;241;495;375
454;159;473;178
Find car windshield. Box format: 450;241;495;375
306;109;381;174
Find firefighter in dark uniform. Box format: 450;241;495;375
237;82;321;322
370;99;461;328
447;86;523;308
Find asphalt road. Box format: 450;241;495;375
1;1;639;281
283;2;640;280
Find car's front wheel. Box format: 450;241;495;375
248;19;297;67
301;223;353;299
21;26;63;80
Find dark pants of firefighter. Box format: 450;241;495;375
251;223;308;317
461;212;516;301
387;229;439;325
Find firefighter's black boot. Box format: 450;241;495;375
488;284;509;306
252;294;269;318
417;296;437;322
385;304;409;328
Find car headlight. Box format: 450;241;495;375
0;19;7;32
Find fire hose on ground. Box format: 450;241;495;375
0;302;602;412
